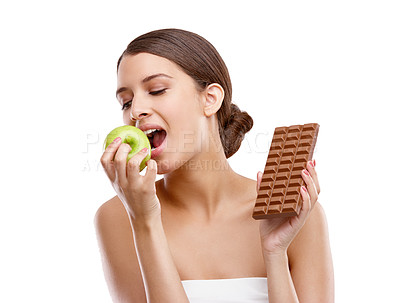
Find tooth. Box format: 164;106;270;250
143;128;160;135
144;129;154;135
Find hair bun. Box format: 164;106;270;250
222;103;253;158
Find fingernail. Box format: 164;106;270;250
313;159;316;167
114;137;121;143
303;169;310;176
301;186;307;192
141;148;148;153
309;160;314;168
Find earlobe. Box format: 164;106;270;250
203;83;224;117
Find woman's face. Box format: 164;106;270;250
116;52;209;174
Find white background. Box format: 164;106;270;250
1;0;399;302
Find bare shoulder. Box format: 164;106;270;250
94;195;133;247
94;195;147;302
95;195;126;223
288;202;330;257
288;202;335;302
240;174;257;188
233;173;258;201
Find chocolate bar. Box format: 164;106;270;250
252;123;320;219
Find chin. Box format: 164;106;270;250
154;155;193;174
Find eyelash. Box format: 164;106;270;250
121;89;167;110
149;88;167;96
121;102;131;111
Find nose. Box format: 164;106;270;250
129;109;148;121
129;98;150;122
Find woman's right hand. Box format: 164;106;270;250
100;137;161;224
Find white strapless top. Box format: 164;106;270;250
181;277;269;303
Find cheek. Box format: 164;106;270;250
174;121;207;156
181;97;207;146
122;112;131;125
171;103;202;138
168;91;203;127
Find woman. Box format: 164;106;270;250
95;28;334;303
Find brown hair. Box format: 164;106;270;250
117;28;253;158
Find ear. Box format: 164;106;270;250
202;83;225;117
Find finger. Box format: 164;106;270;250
100;137;121;182
306;159;320;194
257;171;263;191
113;143;132;184
126;148;150;182
298;185;311;219
144;159;158;185
301;168;318;208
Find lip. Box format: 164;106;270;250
137;123;166;132
137;123;167;159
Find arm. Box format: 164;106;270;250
95;196;146;302
96;139;190;303
257;160;334;302
288;202;334;302
95;197;190;303
263;253;298;302
263;202;334;303
130;214;189;303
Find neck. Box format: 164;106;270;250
160;147;240;221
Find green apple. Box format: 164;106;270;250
104;125;151;171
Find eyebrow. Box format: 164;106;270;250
116;73;173;97
142;73;172;83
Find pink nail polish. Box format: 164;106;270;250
141;148;148;153
303;169;310;176
301;186;307;192
114;137;121;143
309;160;314;168
313;159;316;167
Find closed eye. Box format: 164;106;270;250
121;101;131;111
121;89;166;110
149;88;167;96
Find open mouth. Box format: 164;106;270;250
143;128;167;151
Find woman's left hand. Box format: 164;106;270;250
257;160;320;257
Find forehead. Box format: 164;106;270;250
117;53;182;84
